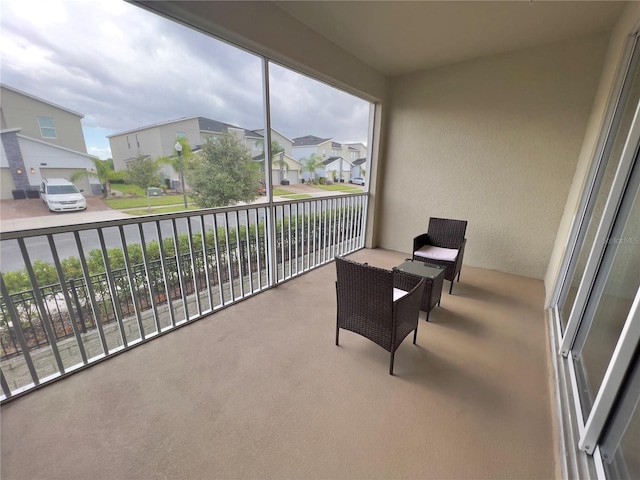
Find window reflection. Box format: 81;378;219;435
575;176;640;416
560;54;640;330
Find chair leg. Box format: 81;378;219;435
389;351;395;375
413;326;418;344
426;309;430;322
457;270;462;282
449;281;453;294
335;324;340;345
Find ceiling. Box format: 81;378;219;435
274;1;628;76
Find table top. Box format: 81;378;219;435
394;259;445;279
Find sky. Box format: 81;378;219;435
0;0;371;159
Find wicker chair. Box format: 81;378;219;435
412;217;468;294
335;256;426;375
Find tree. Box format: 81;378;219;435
70;157;118;197
125;155;163;212
185;134;259;208
300;153;324;183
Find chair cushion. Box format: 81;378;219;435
393;288;409;301
414;245;459;262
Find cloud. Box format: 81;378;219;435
0;0;370;159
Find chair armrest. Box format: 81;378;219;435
393;271;423;292
412;233;431;253
393;276;425;323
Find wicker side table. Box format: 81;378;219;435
393;259;445;321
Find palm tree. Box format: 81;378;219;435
70;157;117;197
254;140;286;183
300;153;324;183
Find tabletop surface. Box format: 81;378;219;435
394;259;444;279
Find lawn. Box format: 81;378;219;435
282;194;312;199
105;195;192;209
125;205;202;215
312;184;363;192
109;183;146;196
273;188;293;196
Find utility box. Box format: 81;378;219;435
147;187;162;197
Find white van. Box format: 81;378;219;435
40;178;87;212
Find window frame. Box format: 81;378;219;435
37;116;57;139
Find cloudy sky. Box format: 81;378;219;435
0;0;371;159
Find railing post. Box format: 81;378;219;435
69;279;87;334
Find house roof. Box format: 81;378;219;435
293;135;331;147
332;141;342;148
1;83;85;118
250;127;294;144
198;117;262;138
108;115;263;138
322;156;355;167
352;158;366;166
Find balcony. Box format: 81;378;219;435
0;206;555;478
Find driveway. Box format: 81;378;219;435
0;196;112;220
0;196;127;233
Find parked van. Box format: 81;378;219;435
40;178;87;212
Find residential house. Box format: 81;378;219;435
253;151;303;185
291;135;333;162
0;84;99;199
321;156;353;183
350;157;366;180
108;116;264;188
251;128;303;184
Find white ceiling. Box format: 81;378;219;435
274;1;628;76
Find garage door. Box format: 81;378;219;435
40;168;91;194
0;168;17;200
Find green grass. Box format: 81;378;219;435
282;194;312;199
109;183;146;196
125;205;201;215
273;188;293;196
312;184;363;192
105;195;193;209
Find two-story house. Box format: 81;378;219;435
251;128;302;185
108;116;265;189
294;135;367;182
0;84;99;199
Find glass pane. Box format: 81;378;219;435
1;0;265;216
560;50;640;330
615;402;640;479
574;176;640;416
268;62;372;193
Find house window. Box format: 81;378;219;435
37;117;56;138
135;134;140;148
176;131;185;139
126;135;131;149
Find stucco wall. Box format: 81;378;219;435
544;3;640;305
380;34;608;279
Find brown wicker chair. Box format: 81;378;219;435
412;217;468;294
335;256;426;375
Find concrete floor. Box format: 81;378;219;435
0;248;556;479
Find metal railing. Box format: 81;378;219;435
0;194;367;400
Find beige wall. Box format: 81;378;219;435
380;33;609;279
0;86;87;153
544;3;640;305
